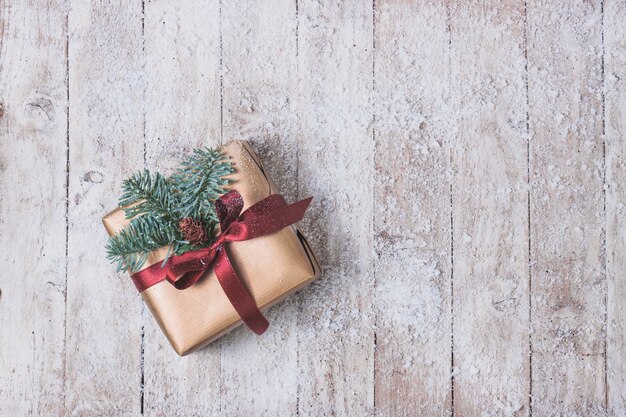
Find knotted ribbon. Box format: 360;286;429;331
131;190;313;335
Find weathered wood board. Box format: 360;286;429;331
220;1;302;416
374;1;451;416
0;1;67;416
605;0;626;415
296;1;375;415
65;2;145;416
451;1;530;415
142;2;222;416
1;1;625;416
528;1;606;415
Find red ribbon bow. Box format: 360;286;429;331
131;190;313;335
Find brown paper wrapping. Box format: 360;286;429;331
102;141;320;355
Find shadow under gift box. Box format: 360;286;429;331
102;140;320;356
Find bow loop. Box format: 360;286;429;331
215;189;244;232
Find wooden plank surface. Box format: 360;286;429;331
450;2;530;415
527;1;606;415
220;1;301;416
142;2;222;416
373;1;451;416
2;1;626;416
0;1;67;416
296;1;375;415
65;1;144;415
605;0;626;415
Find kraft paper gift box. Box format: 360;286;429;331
102;140;320;355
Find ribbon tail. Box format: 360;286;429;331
280;196;313;225
240;196;314;238
213;248;269;335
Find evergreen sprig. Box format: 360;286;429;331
106;215;180;273
105;147;233;273
119;170;178;220
171;148;234;222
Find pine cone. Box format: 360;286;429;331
179;217;209;245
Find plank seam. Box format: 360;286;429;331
449;181;455;417
219;0;224;146
446;4;454;415
140;325;145;415
62;6;70;416
295;0;300;201
295;1;301;415
295;0;299;65
523;1;533;415
218;2;225;415
600;0;608;410
371;0;377;414
140;1;146;414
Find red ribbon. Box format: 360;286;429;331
131;190;313;335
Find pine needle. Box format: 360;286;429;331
119;170;178;220
106;215;180;272
170;148;234;222
106;147;233;273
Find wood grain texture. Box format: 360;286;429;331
373;1;451;416
2;0;626;415
450;1;530;415
0;1;67;416
142;2;222;416
296;1;375;415
65;1;144;415
220;1;301;416
605;0;626;415
527;1;606;415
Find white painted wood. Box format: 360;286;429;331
373;1;451;416
450;2;530;415
65;1;144;415
142;2;222;415
605;0;626;415
220;1;301;416
296;1;375;415
527;1;606;415
2;1;626;415
0;1;67;416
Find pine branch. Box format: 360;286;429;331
106;147;233;273
119;170;179;220
106;214;181;272
170;148;234;222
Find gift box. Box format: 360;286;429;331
102;141;320;355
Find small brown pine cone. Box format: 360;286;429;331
179;217;209;245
